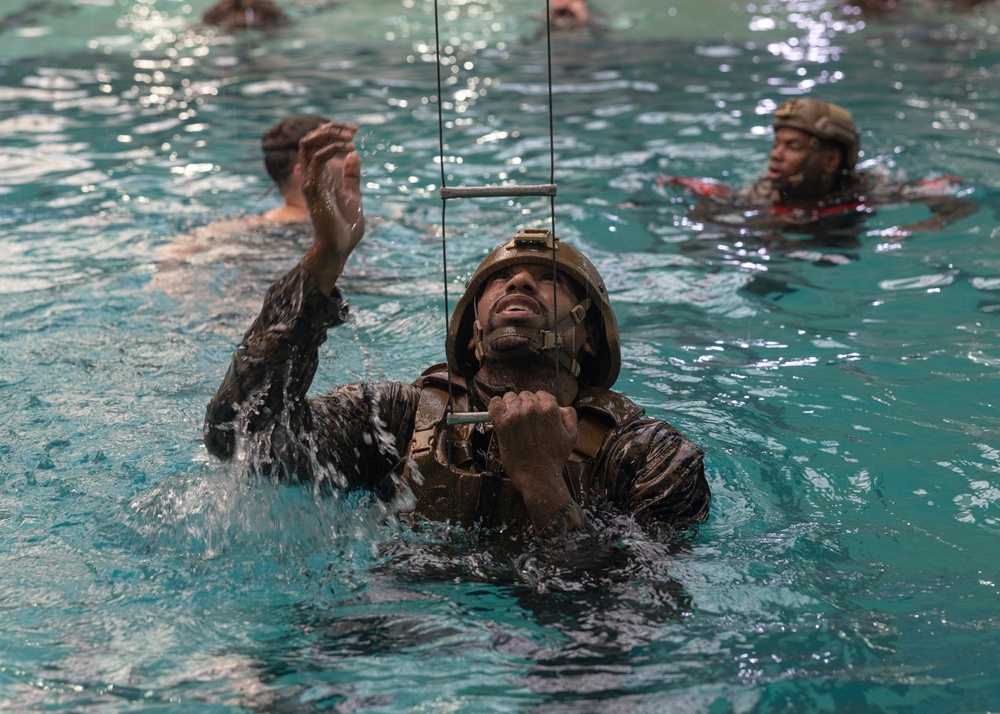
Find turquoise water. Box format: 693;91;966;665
3;0;1000;710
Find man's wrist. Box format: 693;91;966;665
536;499;591;540
519;478;572;533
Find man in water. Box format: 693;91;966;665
550;0;590;30
152;116;337;309
659;97;977;235
201;0;291;31
258;115;330;223
204;122;710;543
741;97;865;209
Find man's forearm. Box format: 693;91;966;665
203;262;348;460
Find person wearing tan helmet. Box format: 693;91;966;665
743;98;863;207
204;122;710;545
659;97;977;235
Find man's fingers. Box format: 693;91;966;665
491;391;572;428
301;143;357;202
338;152;365;229
560;406;577;433
341;151;363;193
300;121;357;147
299;122;357;164
487;396;508;421
309;142;357;170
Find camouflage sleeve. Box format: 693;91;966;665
602;416;711;531
535;500;594;541
203;262;420;493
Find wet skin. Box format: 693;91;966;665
767;126;842;201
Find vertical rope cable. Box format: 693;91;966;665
433;1;451;380
431;1;561;519
545;0;556;189
433;1;447;192
433;0;456;522
544;0;561;390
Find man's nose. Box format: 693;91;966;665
505;269;537;292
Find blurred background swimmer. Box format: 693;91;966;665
528;0;609;40
836;0;994;20
259;115;331;223
151;115;334;315
657;97;978;239
201;0;292;31
550;0;590;30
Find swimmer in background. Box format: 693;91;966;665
658;98;978;238
152;115;332;300
530;0;607;39
259;115;331;223
550;0;590;30
837;0;992;21
201;0;291;31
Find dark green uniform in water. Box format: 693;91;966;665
204;263;710;543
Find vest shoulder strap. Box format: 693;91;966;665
412;363;469;419
571;388;644;461
407;364;468;457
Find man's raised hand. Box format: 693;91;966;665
300;122;365;293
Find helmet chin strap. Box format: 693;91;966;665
473;297;592;378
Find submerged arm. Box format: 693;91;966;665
521;407;711;543
879;176;979;236
517;414;711;583
897;195;979;234
487;390;579;535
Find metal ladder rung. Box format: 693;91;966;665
439;184;557;200
446;411;491;425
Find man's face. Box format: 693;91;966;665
767;127;842;197
473;264;594;358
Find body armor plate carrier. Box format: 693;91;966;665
400;364;643;532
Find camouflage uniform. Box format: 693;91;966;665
205;262;710;541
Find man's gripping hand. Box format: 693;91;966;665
488;390;576;533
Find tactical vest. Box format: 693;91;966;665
399;364;643;532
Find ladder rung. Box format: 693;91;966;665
446;411;491;425
440;184;557;200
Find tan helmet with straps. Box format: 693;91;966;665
773;98;861;170
448;228;621;389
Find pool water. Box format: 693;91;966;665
2;0;1000;711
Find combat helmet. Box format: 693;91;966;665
448;228;620;389
773;98;860;170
